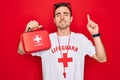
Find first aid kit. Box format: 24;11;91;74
21;28;51;53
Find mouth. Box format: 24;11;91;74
60;21;65;24
60;20;66;24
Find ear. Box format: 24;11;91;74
70;16;73;22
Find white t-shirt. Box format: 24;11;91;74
32;32;95;80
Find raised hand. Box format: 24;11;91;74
25;20;42;32
87;14;99;35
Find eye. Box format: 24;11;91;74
55;13;61;17
64;12;70;16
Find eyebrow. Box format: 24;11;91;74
55;13;61;16
64;12;69;14
55;12;70;15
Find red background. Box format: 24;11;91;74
0;0;120;80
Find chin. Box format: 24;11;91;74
59;26;69;30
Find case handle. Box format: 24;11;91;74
27;25;43;32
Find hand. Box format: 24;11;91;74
25;20;42;32
87;14;99;35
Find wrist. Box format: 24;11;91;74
92;33;100;38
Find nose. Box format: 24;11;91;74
60;14;64;20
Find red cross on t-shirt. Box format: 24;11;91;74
58;53;73;67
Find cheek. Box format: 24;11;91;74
69;18;73;22
54;19;59;25
55;17;60;21
67;18;72;23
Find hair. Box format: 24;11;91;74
53;2;72;17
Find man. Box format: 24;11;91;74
18;2;107;80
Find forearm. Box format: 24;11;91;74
17;28;28;55
17;41;25;55
93;36;107;62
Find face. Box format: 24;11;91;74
54;6;73;30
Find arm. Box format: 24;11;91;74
92;36;107;62
17;40;25;55
87;14;107;63
17;20;42;55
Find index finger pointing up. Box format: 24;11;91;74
87;14;91;22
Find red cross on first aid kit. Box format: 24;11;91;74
20;28;51;53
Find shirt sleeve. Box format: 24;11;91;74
31;51;41;57
82;35;96;57
86;40;96;57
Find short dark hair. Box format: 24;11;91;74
53;2;72;17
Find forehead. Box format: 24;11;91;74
55;6;70;13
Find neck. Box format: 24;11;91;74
57;28;71;36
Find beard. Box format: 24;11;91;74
57;24;69;30
56;20;71;30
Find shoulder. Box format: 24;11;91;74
49;32;56;37
71;32;91;43
71;32;88;39
48;32;57;41
49;32;57;39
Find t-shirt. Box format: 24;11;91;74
32;32;96;80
